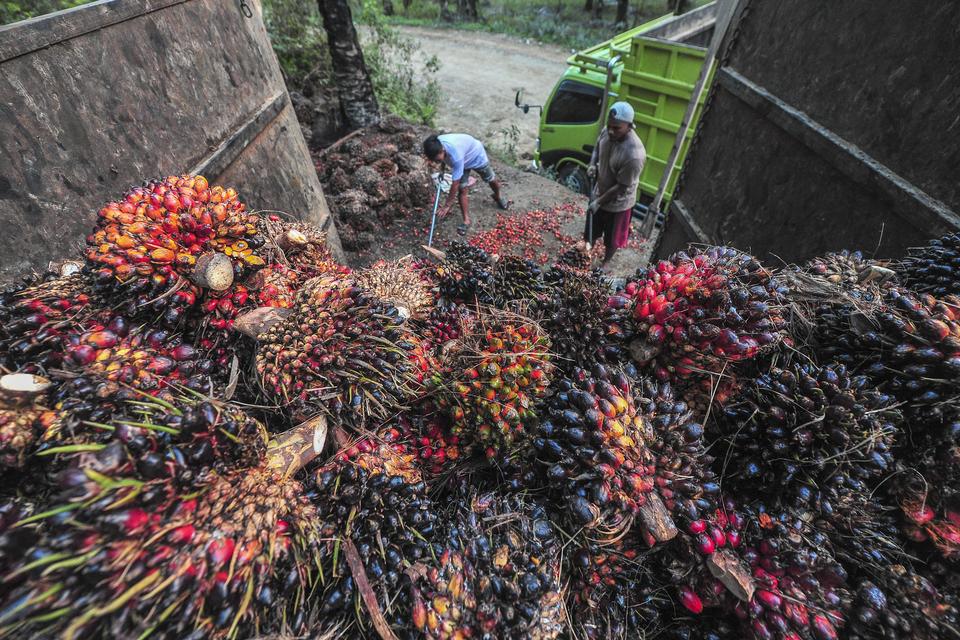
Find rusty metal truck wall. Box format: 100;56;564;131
0;0;343;282
658;1;960;263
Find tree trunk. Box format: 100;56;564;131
616;0;628;23
317;0;380;130
439;0;453;21
583;0;593;11
592;0;602;19
457;0;478;19
403;0;411;9
673;0;688;14
383;0;394;15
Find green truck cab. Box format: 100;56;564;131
523;4;716;206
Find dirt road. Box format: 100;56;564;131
398;26;571;159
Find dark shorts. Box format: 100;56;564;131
461;163;496;186
584;207;631;249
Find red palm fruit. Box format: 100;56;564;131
626;246;789;413
0;419;324;639
430;307;553;461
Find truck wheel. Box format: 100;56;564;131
558;164;590;195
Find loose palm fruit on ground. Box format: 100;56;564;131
84;175;266;326
626;246;789;407
431;308;553;460
899;232;960;298
711;362;900;509
409;490;563;640
357;257;435;320
307;438;436;635
489;254;546;307
534;364;679;546
0;419;324;640
531;266;626;374
434;241;494;304
251;273;422;428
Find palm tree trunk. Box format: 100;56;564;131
317;0;380;130
616;0;628;24
383;0;394;15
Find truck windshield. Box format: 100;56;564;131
546;80;604;125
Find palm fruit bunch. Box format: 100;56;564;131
0;272;107;371
533;266;626;375
812;288;960;426
307;436;436;634
0;375;60;471
489;255;546;307
0;420;324;639
384;412;463;475
711;362;900;512
408;490;563;640
899;231;960;298
242;264;302;309
554;245;592;271
430;308;553;460
419;301;475;350
252;272;421;428
84;175;267;327
534;364;680;547
625;246;789;413
52;393;269;511
637;377;719;528
434;241;493;304
845;567;958;640
357;257;435;320
257;215;340;276
802;250;893;290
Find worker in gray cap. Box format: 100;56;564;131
584;101;647;270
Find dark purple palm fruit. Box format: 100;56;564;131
812;288;960;428
249;272;422;429
554;245;591;271
531;266;627;375
637;377;720;528
409;489;563;640
710;362;900;514
845;566;958;640
625;246;790;416
533;364;680;548
0;419;324;640
490;254;546;307
434;241;494;304
899;232;960;298
418;300;475;352
307;439;437;633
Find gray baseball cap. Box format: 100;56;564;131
608;101;635;124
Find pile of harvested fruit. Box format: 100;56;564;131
1;174;959;640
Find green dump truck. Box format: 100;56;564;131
519;3;716;206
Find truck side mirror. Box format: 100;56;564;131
514;89;542;115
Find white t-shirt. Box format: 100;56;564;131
438;133;489;181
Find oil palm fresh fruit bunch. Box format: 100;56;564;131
845;567;958;640
534;364;679;547
899;232;960;298
430;308;553;461
0;418;325;640
244;264;302;309
307;435;436;635
0;273;109;371
0;374;60;471
434;241;493;304
638;378;719;528
380;412;463;476
625;246;789;413
51;392;269;510
803;250;894;290
532;266;626;374
489;255;546;307
711;362;899;510
812;288;960;426
554;245;591;271
357;257;435;320
419;301;475;351
247;273;422;428
409;490;563;640
84;175;267;327
257;215;340;277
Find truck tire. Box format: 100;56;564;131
558;164;590;195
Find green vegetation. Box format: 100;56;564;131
0;0;91;26
262;0;441;126
387;0;683;51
